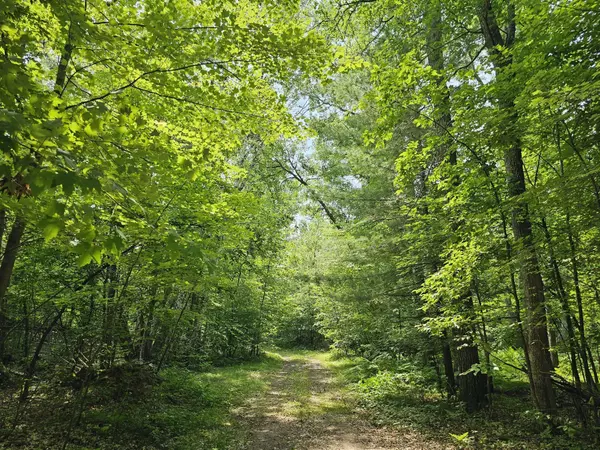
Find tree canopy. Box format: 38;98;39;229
1;0;600;448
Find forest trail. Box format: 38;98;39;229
236;354;448;450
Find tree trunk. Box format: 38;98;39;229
478;0;556;414
0;215;26;360
542;217;581;387
102;264;118;367
157;296;189;373
140;298;157;361
22;291;30;358
474;280;494;396
455;335;487;412
20;306;67;402
0;210;6;252
506;148;556;412
442;332;456;396
426;2;486;410
566;214;596;392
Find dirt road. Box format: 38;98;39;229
236;355;450;450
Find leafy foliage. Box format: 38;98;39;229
2;0;600;448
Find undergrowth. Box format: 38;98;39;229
3;350;598;449
0;353;283;449
318;351;600;450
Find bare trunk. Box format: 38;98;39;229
566;214;596;392
442;332;456;396
507;149;556;412
102;264;118;367
479;0;556;413
542;218;581;387
0;210;6;252
20;306;67;402
156;296;189;373
475;280;494;396
54;38;73;96
456;340;487;412
0;215;26;360
426;2;486;410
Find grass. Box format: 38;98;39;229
1;353;284;450
277;352;349;420
91;353;285;450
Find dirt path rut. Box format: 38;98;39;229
236;356;448;450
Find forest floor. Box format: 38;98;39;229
235;352;449;450
0;350;447;449
4;350;597;449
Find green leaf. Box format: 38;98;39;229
77;253;93;267
43;221;61;242
449;432;469;442
91;247;103;264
